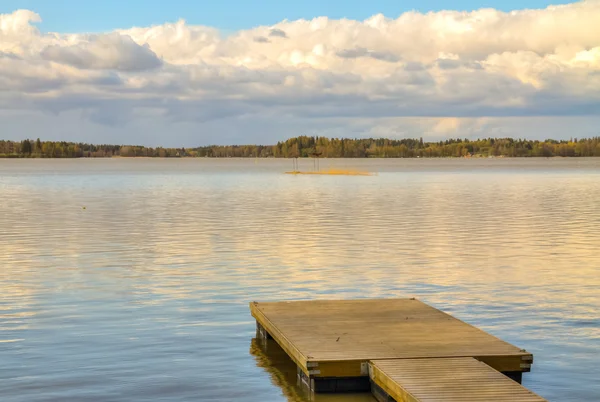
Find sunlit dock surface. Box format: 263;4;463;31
285;169;376;176
250;298;546;400
370;358;545;402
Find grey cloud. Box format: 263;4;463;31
0;54;126;94
403;62;426;71
436;59;462;70
91;73;123;86
0;51;21;60
466;61;483;70
269;28;288;38
337;47;370;58
41;33;162;72
370;51;399;63
163;99;257;123
0;75;66;93
86;104;132;126
21;63;596;125
253;36;270;43
13;54;599;126
337;47;399;62
401;72;436;86
0;59;67;93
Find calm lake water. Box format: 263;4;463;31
1;158;599;401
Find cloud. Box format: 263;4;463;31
41;33;162;71
436;58;462;70
336;47;399;62
0;9;41;54
0;2;599;143
268;28;288;38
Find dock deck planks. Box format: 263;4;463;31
369;357;546;402
250;298;533;378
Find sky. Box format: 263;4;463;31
1;0;599;146
2;0;568;32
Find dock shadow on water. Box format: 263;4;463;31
250;337;374;402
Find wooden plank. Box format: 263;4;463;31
250;301;309;374
370;361;420;402
251;298;533;377
369;358;547;402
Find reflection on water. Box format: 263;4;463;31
1;158;599;401
250;337;307;402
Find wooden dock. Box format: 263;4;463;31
250;298;546;400
370;358;545;402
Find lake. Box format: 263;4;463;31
1;158;599;401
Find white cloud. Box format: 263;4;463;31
0;2;599;144
41;33;162;71
0;9;42;55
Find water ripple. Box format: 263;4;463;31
1;158;599;401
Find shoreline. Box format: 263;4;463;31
0;155;594;159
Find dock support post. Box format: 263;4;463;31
256;321;273;341
297;366;314;391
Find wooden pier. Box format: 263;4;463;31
370;358;545;402
250;298;546;401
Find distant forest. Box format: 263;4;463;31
1;136;600;158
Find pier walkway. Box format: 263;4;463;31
250;298;546;401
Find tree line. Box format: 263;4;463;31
0;139;187;158
2;136;600;158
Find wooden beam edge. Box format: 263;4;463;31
249;301;310;375
368;361;420;402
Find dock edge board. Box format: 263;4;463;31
250;301;310;375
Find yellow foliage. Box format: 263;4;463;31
285;169;376;176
